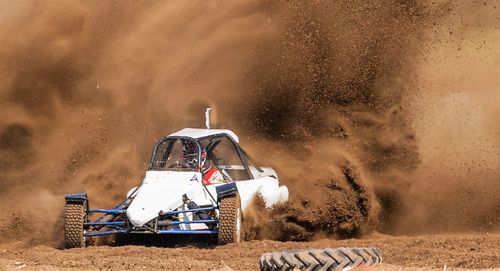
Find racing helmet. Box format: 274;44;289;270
182;140;199;168
181;140;208;170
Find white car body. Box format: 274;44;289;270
65;127;289;248
126;128;289;228
126;170;289;228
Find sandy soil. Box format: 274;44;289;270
0;233;498;270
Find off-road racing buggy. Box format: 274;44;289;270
64;126;289;248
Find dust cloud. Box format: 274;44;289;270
0;0;498;246
393;2;500;233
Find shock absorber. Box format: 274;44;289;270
183;194;210;220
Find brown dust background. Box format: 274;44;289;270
0;1;498;246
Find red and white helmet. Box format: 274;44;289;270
181;140;207;169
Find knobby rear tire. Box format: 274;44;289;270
259;247;382;271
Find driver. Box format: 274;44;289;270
182;141;225;185
181;141;199;169
199;147;225;185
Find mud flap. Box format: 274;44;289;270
65;193;89;218
216;182;238;201
65;192;88;204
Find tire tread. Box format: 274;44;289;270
259;247;381;271
218;194;240;245
64;203;85;249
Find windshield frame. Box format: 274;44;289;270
147;136;202;172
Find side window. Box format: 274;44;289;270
206;137;251;181
240;150;264;177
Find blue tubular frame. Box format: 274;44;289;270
84;221;126;226
87;208;127;214
84;229;128;237
169;219;217;225
158;229;217;234
82;206;219;237
166;206;216;215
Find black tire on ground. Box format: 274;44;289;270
218;194;242;245
64;202;86;249
259;247;382;271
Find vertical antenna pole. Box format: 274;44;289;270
205;108;212;129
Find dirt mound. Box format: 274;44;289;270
269;162;374;241
242;148;378;242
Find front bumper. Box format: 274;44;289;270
83;206;218;237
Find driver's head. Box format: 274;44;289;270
182;140;198;168
182;140;209;170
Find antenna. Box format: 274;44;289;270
205;108;212;129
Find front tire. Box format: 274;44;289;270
64;202;86;249
218;194;242;245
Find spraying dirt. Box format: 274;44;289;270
0;0;498;255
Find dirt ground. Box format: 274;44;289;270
0;233;498;270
